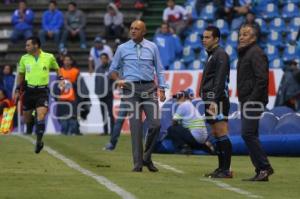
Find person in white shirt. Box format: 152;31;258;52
162;0;189;37
88;36;113;73
167;90;214;154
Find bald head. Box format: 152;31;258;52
130;20;146;43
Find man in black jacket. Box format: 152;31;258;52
237;24;274;181
200;26;232;178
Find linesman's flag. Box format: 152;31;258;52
0;106;16;134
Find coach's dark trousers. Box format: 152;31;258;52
123;82;160;169
240;103;272;171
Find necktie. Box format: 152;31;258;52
136;44;141;59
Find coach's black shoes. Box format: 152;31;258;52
132;167;143;172
143;161;159;172
204;169;233;178
35;141;44;154
204;168;222;177
243;167;274;182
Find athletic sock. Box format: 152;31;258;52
36;120;46;143
216;135;232;171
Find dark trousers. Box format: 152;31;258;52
167;125;204;150
123;82;160;168
241;103;271;171
99;91;114;134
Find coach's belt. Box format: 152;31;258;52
27;84;48;89
132;80;154;84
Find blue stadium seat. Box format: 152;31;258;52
185;4;198;20
282;0;300;4
286;31;299;43
187;59;203;70
191;98;205;115
261;3;279;20
169;60;186;70
267;31;284;48
255;18;269;34
214;19;230;36
182;45;195;63
269;58;284;69
225;44;237;62
282;44;300;62
230;59;238;69
269;18;287;33
198;49;208;63
269;106;295;118
264;44;280;61
274;113;300;134
226;31;238;47
184;32;202;50
287;17;300;31
192;19;207;34
282;3;300;19
199;4;215;21
259;112;279;134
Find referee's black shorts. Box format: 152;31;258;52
204;97;230;124
23;86;49;111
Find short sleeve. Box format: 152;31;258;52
18;57;25;73
50;54;59;70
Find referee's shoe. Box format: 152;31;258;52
35;141;44;154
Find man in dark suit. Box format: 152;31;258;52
237;24;274;181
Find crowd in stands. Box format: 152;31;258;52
1;0;300;136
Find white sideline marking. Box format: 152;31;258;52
154;161;185;174
200;178;263;198
154;161;262;199
19;135;136;199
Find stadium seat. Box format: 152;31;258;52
269;58;284;69
287;17;300;31
230;59;238;69
259;112;279;134
192;19;207;34
226;31;238;47
214;19;230;36
269;18;287;33
282;0;300;4
255;18;269;34
169;60;186;70
282;3;300;19
184;32;202;50
274;113;300;134
199;4;215;21
261;3;279;20
198;49;208;63
185;4;198;20
264;44;280;61
286;31;298;43
269;106;295;118
187;59;203;70
282;44;300;62
225;44;237;62
267;31;284;47
182;45;195;63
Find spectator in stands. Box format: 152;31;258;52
95;53;115;136
195;0;226;19
88;36;113;74
55;54;81;135
167;90;213;154
162;0;189;38
60;2;87;49
10;1;34;43
153;22;182;70
2;65;15;100
56;47;68;67
104;3;124;42
225;0;251;30
112;0;145;9
275;60;300;111
39;0;64;46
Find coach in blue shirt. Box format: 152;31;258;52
109;20;167;172
39;0;64;45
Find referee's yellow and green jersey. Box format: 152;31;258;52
18;50;59;86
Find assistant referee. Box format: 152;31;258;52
14;36;62;153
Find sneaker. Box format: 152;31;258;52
103;143;115;151
35;141;44;154
204;168;222;177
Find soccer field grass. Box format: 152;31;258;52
0;134;300;199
